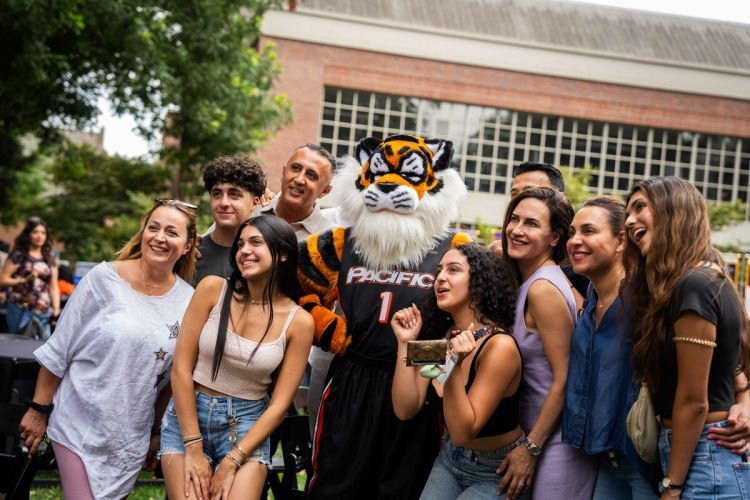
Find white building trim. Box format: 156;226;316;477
262;9;750;100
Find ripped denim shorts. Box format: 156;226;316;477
159;391;271;468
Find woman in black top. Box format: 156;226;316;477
391;243;525;499
624;176;750;499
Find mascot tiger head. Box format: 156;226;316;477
332;134;467;270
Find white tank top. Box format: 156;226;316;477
192;282;300;400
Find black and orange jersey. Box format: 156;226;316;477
336;227;453;362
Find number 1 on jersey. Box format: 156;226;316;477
378;291;393;324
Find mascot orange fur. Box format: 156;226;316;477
299;135;470;499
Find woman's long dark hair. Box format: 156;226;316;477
624;176;750;391
13;217;54;266
211;215;301;381
419;243;517;340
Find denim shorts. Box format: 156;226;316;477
659;420;750;499
419;434;529;500
160;391;271;468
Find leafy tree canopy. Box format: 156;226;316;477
36;144;170;262
1;0;290;212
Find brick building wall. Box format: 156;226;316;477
257;36;750;189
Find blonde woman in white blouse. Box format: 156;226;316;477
161;215;313;500
19;199;198;498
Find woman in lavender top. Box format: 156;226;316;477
498;187;597;499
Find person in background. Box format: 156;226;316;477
624;176;750;499
490;162;588;297
57;262;75;298
194;155;267;285
255;144;338;433
18;199;197;498
0;239;9;269
0;216;60;338
499;187;597;499
391;243;523;499
161;215;314;500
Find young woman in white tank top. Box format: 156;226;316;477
161;215;314;499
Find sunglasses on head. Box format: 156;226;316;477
154;198;198;211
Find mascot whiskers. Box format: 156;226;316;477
300;135;471;499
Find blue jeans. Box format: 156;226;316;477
6;301;51;339
659;420;750;499
160;391;271;467
419;434;529;500
594;450;657;500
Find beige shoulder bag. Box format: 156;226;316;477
626;383;659;464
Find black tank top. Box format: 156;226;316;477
465;332;522;438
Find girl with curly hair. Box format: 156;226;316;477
500;187;597;499
624;176;750;499
0;216;60;338
391;243;522;499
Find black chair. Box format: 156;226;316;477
0;359;39;405
0;402;56;499
264;387;313;499
0;335;55;499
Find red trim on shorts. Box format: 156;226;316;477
308;380;332;494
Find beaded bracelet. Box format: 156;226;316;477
226;454;242;469
448;325;504;340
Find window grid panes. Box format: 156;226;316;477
320;87;750;219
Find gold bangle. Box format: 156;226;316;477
182;433;202;443
672;337;717;348
233;445;248;461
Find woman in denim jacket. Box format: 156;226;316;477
562;197;658;498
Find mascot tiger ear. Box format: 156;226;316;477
356;136;382;166
424;139;454;171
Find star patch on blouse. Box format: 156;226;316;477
167;321;180;339
154;348;167;361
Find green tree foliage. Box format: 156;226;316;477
559;166;595;209
1;0;290;212
473;217;501;245
37;144;169;262
708;201;748;231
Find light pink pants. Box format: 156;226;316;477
51;441;94;499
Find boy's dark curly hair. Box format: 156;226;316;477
202;155;267;197
418;243;517;340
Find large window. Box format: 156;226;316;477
320;87;750;218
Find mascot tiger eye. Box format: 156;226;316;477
299;135;471;499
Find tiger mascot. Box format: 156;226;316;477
299;134;470;499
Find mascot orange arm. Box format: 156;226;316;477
297;226;349;355
298;226;473;356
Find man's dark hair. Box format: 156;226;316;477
296;144;336;174
512;162;565;192
202;155;267;196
